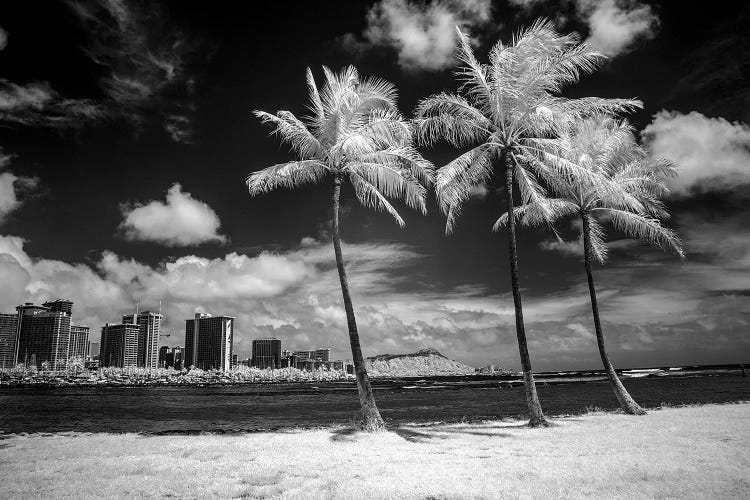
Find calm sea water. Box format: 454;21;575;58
0;374;747;434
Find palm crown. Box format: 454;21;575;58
414;20;641;232
496;114;685;262
247;65;433;225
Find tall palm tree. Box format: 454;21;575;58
496;114;684;415
414;20;639;427
247;66;433;431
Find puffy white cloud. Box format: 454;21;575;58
507;0;659;57
345;0;493;71
642;111;750;196
0;151;38;223
578;0;659;56
119;183;227;246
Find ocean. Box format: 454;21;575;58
1;370;747;434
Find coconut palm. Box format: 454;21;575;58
247;66;433;431
414;20;639;426
496;114;684;414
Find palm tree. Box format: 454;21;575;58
414;20;639;427
496;114;684;414
247;66;433;431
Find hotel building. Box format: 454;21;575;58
251;338;281;368
184;313;234;371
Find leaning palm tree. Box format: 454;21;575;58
496;114;684;414
414;20;639;427
247;66;433;431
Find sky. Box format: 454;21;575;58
0;0;748;371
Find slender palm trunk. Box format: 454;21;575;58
332;176;386;431
503;153;548;427
581;212;646;415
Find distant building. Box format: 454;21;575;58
68;325;90;360
293;348;331;362
159;345;170;367
122;311;162;370
184;313;234;371
0;313;18;369
99;323;140;368
15;302;72;370
171;346;183;370
87;341;100;361
252;338;281;368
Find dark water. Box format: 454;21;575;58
0;375;747;435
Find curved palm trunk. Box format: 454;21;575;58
332;176;386;431
581;213;646;415
503;154;548;427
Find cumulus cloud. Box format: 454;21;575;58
507;0;659;57
343;0;493;71
67;0;202;142
642;110;750;196
0;230;747;370
578;0;659;56
119;183;227;246
0;150;39;223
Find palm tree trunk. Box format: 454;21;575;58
503;153;548;427
581;212;646;415
332;176;386;431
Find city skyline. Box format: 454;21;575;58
0;1;748;370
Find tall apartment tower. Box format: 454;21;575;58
0;313;19;369
184;313;234;371
99;323;140;368
122;311;162;369
15;302;72;370
252;338;281;369
69;325;90;360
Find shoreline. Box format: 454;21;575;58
1;402;748;499
0;366;744;389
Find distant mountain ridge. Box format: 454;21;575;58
365;348;475;377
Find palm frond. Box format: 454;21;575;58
593;208;685;259
349;173;405;226
247;160;329;195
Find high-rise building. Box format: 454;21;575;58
0;313;18;369
184;313;234;371
15;302;72;370
68;325;89;360
122;311;162;369
315;349;330;362
99;323;140;368
43;299;73;316
252;338;281;368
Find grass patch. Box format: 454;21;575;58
0;403;748;499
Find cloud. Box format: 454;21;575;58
67;0;202;142
577;0;659;56
507;0;659;57
0;79;104;129
642;110;750;196
343;0;493;71
0;229;748;370
119;183;227;246
0;150;39;223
